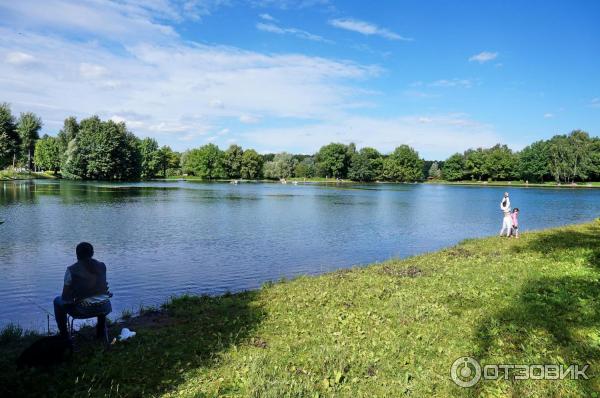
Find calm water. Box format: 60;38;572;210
1;180;599;330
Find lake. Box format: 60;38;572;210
1;180;599;330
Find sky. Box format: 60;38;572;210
0;0;599;160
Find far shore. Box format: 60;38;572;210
4;172;600;189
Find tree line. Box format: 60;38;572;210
441;131;600;183
1;103;598;182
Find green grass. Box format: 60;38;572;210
0;170;57;180
427;179;600;188
3;221;600;397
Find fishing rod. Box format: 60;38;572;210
24;296;54;319
23;296;55;335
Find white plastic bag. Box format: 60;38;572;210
118;328;136;341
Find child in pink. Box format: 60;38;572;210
511;208;520;238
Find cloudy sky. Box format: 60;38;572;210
1;0;599;159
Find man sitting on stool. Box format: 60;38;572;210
54;242;112;340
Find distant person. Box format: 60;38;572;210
511;208;520;238
499;192;512;237
53;242;112;340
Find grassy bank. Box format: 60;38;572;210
427;179;600;188
0;170;57;181
2;221;600;397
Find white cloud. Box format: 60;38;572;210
590;98;600;108
429;78;473;88
252;0;330;9
5;51;36;65
259;13;276;21
242;114;499;159
403;90;440;99
209;99;225;108
0;0;506;158
329;18;412;41
110;114;145;128
469;51;498;63
0;0;179;43
543;113;554;118
256;22;331;43
180;0;232;21
0;26;378;148
239;114;261;124
79;63;109;79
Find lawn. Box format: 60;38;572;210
0;170;57;180
2;221;600;397
427;180;600;188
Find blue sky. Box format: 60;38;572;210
1;0;599;159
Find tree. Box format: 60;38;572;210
139;137;160;179
181;143;225;179
56;117;79;151
34;135;61;173
428;161;442;179
382;145;424;182
17;112;42;170
0;103;20;168
241;149;263;179
484;144;517;181
156;145;180;177
62;116;141;180
566;130;593;182
294;157;317;178
348;147;383;181
442;153;465;181
263;152;296;179
57;117;80;170
315;143;352;178
223;144;244;179
546;131;593;183
519;140;550;182
464;148;487;180
61;137;86;179
589;138;600;181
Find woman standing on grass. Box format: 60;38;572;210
499;192;512;237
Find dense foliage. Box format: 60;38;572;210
0;103;19;169
61;116;141;180
34;135;61;173
442;130;600;183
1;103;599;182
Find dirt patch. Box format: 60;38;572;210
250;337;268;349
332;268;354;279
446;247;474;258
379;265;423;278
294;367;308;375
